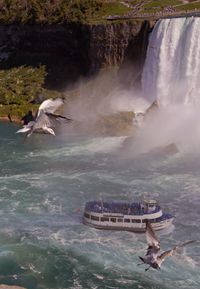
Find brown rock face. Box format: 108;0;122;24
0;24;91;89
118;21;153;89
0;20;152;89
89;21;146;72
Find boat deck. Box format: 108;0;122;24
85;201;161;216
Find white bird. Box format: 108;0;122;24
138;220;196;271
16;98;71;138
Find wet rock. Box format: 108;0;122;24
160;143;179;155
145;100;159;115
95;111;135;136
150;143;179;156
133;112;145;127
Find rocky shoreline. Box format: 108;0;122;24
0;116;21;124
0;286;26;289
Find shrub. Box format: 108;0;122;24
0;65;47;105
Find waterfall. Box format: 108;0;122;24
142;17;200;106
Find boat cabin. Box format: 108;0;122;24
143;199;158;213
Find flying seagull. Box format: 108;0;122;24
138;220;196;271
16;98;72;138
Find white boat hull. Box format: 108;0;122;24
83;217;174;232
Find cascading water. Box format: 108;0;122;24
142;17;200;106
138;17;200;152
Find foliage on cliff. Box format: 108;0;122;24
0;65;62;119
0;0;130;24
0;0;199;24
0;66;46;105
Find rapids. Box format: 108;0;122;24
0;122;200;289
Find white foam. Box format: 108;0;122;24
29;136;127;158
93;273;104;280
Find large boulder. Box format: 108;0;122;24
149;143;179;156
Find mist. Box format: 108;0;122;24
60;66;200;158
122;104;200;156
62;68;149;135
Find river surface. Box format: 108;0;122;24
0;122;200;289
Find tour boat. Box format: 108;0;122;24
83;199;174;232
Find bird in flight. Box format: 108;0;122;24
16;98;72;138
138;220;196;271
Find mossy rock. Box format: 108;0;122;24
95;111;135;136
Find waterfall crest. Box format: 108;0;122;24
142;17;200;106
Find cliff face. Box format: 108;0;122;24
0;21;152;89
0;24;91;89
118;21;153;89
89;21;149;72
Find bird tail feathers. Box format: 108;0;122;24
16;127;31;133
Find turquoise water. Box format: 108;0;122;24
0;122;200;289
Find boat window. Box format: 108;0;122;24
142;219;148;223
111;218;116;222
118;218;123;222
142;218;162;223
132;219;141;223
152;217;161;222
124;219;130;223
84;213;90;219
91;215;99;221
101;217;109;222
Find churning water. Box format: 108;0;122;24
0;122;200;289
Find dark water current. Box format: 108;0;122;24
0;122;200;289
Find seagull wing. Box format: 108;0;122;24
145;220;160;255
45;112;72;122
16;126;32;134
138;221;161;267
16;121;35;134
33;112;54;131
157;249;175;265
157;240;196;265
38;98;64;117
